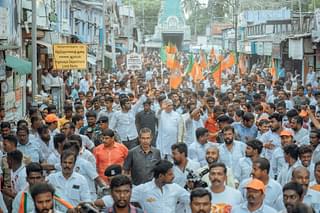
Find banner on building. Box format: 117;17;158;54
126;52;142;70
53;44;87;70
289;39;303;60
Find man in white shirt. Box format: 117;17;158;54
156;99;181;158
109;94;147;150
291;166;320;212
239;158;283;210
79;73;90;94
101;160;190;213
234;139;263;183
16;126;43;163
280;182;304;213
189;128;215;167
271;130;294;180
207;162;243;210
7;150;27;195
47;150;91;207
298;145;315;182
290;115;310;146
231;179;277;213
171;143;200;188
30;182;64;213
218;126;246;174
310;130;320;164
278;144;301;186
189;188;212;213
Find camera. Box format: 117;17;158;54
185;168;208;189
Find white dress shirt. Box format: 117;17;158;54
10;165;27;193
47;171;91;206
258;130;281;160
239;178;283;210
271;147;286;179
189;141;217;167
17;141;43;163
109;95;146;141
312;144;320;164
218;140;246;174
303;189;320;213
173;159;201;187
278;161;301;186
234;157;253;183
231;202;277;213
293;127;310;146
131;179;190;213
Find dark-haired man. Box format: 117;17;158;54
190;188;212;213
235;139;263;183
281;182;304;213
30;182;64;213
207;162;243;209
239;158;283;211
47;150;91;206
124;128;161;186
104;175;144;213
218;126;246;174
93;129;128;182
102;160;189;213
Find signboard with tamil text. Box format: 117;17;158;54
126;52;142;71
53;44;87;70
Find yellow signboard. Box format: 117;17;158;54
53;44;87;70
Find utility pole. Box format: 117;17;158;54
32;0;37;99
102;0;106;72
234;0;238;73
111;2;116;69
298;0;302;32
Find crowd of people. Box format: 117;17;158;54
0;50;320;213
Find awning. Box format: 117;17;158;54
0;45;19;51
5;55;32;75
37;41;52;54
87;54;96;65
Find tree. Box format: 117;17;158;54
123;0;161;35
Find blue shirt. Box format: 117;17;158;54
232;123;258;143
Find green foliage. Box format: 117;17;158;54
122;0;161;35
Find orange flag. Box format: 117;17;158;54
269;59;276;80
170;70;183;89
210;48;216;60
166;43;177;54
166;54;175;69
199;50;207;69
191;62;204;82
211;62;222;88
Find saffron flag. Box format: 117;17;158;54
210;62;222;88
199;50;207;69
190;62;204;82
170;70;183;89
166;53;175;70
269;59;276;80
166;43;177;54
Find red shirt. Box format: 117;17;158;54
93;142;128;182
204;113;219;142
